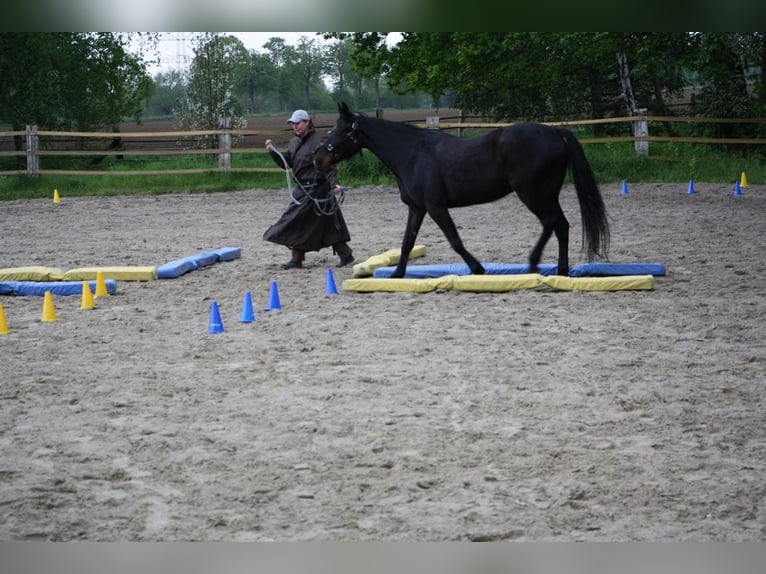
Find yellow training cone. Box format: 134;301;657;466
41;291;57;322
0;302;9;334
740;171;748;187
95;271;109;297
53;188;61;203
80;281;96;310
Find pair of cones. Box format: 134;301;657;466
207;287;266;334
207;270;339;334
76;272;110;312
207;290;262;334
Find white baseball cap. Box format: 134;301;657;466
288;109;311;123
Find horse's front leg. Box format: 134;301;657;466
426;204;485;275
392;207;426;278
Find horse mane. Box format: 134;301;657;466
356;112;440;137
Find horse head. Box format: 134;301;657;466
314;102;363;172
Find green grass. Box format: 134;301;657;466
1;137;764;201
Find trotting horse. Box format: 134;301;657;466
314;102;610;278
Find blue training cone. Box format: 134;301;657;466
325;268;339;296
732;180;742;196
240;291;256;323
686;179;696;195
208;300;225;334
264;280;282;311
621;179;629;196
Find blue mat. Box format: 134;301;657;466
372;262;665;279
0;279;117;296
157;247;241;279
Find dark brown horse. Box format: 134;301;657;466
315;102;609;278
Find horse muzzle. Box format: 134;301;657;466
313;146;338;171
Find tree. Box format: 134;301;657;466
325;38;353;97
293;36;327;109
263;37;300;111
178;33;249;146
146;69;188;117
324;33;392;109
0;33;153;167
235;51;277;114
0;33;152;131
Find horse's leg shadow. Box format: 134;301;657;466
392;207;426;278
426;204;485;275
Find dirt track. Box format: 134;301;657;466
1;181;764;541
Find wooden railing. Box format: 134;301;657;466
1;115;765;177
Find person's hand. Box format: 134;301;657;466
265;139;274;151
334;184;343;198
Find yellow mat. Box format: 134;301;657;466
543;274;654;291
0;266;66;281
352;245;427;278
62;266;157;281
343;273;654;293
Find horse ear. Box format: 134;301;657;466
339;101;350;116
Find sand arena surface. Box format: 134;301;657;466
1;182;764;541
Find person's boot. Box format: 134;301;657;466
281;248;304;269
334;242;354;268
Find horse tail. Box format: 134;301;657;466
558;128;610;261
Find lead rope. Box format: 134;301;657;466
269;146;308;206
269;145;346;215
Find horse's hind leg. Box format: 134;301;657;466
426;204;485;274
530;210;569;275
392;207;426;278
523;200;569;275
552;210;570;275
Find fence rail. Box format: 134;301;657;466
1;115;765;177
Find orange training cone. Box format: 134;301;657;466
53;189;61;204
80;281;96;309
0;302;9;334
95;271;109;297
41;291;57;322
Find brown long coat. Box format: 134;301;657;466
263;127;351;253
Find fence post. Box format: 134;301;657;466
633;108;648;156
218;117;232;172
26;124;39;176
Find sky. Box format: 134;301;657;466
149;32;319;73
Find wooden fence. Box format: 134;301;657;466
1;115;765;177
